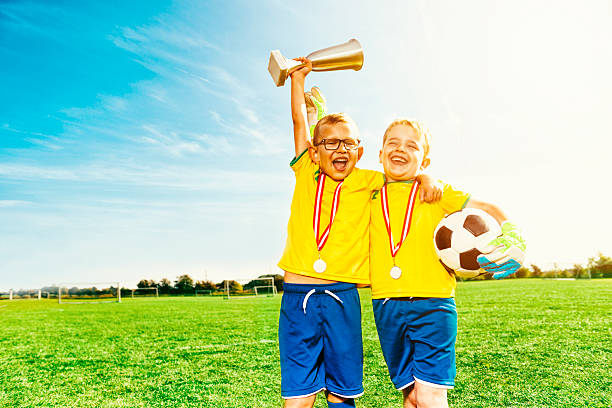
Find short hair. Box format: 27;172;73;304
312;113;359;145
383;119;431;160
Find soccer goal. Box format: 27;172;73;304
130;287;159;298
195;290;213;296
224;277;278;300
58;282;121;304
254;285;276;297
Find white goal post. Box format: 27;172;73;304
58;282;121;304
130;287;159;298
224;276;277;299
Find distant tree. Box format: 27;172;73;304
137;279;156;288
157;278;172;294
515;266;530;279
571;263;587;279
217;280;242;293
195;280;216;291
41;286;59;296
530;264;543;278
587;252;612;278
175;275;195;294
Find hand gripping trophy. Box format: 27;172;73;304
267;39;363;87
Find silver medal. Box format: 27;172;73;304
390;265;402;279
313;259;327;273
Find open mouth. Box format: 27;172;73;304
332;157;348;172
390;155;408;165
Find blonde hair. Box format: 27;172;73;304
383;119;431;160
313;113;359;145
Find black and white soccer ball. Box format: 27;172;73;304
433;208;502;278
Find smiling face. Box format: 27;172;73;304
309;121;363;181
379;122;430;182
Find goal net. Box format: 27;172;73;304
58;282;121;304
0;289;52;300
130;287;159;298
223;277;278;299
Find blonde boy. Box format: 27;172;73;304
277;61;440;408
369;120;525;408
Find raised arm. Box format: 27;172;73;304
289;57;313;157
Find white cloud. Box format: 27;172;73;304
0;161;289;192
0;200;33;208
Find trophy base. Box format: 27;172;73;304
268;50;301;87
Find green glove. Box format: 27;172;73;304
305;86;327;139
477;221;526;279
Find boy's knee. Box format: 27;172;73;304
415;387;448;408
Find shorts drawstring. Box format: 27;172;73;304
303;289;345;314
324;290;344;305
303;289;316;314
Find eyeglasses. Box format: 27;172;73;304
315;138;361;151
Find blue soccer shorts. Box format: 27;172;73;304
279;282;364;399
372;297;457;390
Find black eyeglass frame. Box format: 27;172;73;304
314;138;361;151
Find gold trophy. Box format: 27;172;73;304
268;39;363;87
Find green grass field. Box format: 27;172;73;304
1;279;610;408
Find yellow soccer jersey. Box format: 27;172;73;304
278;150;384;284
369;180;470;299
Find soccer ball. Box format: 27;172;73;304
433;208;502;278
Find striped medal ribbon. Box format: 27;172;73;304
313;173;343;273
381;181;420;279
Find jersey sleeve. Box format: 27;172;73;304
290;149;316;176
440;182;471;214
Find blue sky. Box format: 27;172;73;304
1;0;611;290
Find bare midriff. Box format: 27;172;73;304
282;270;369;288
283;270;338;284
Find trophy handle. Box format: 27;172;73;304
268;50;303;87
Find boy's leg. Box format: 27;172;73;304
409;298;457;408
321;284;364;403
372;299;416;391
401;384;417;408
413;382;448;408
284;395;317;408
279;284;326;402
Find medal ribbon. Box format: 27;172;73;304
381;181;420;257
313;173;343;251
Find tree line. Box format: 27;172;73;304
2;253;611;298
135;274;284;295
137;252;612;290
460;252;612;281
